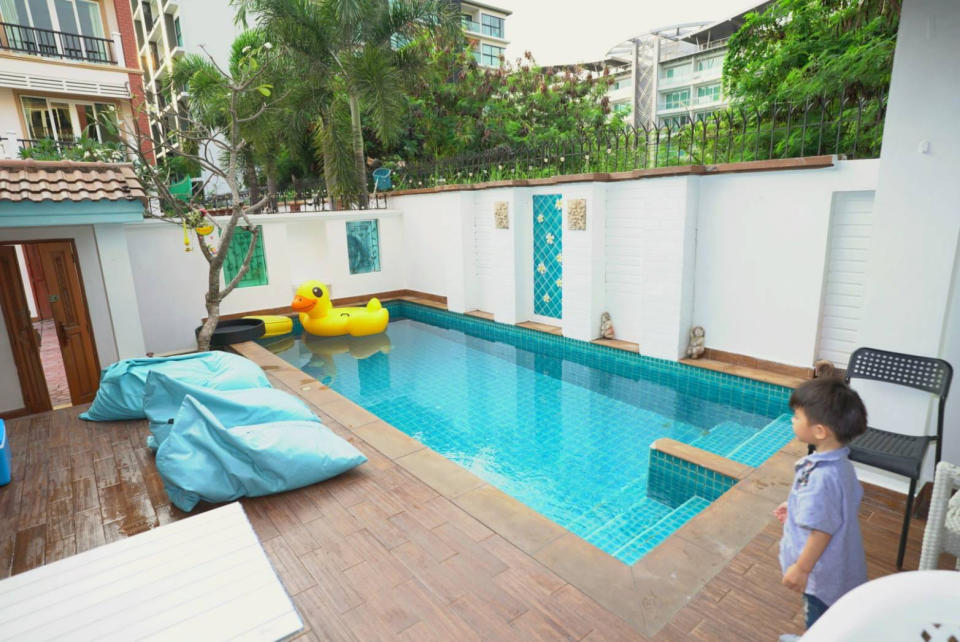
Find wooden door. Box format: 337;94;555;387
36;241;100;405
24;244;53;319
0;246;52;414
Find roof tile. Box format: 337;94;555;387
0;159;146;204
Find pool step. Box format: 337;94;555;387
583;497;673;554
727;413;794;467
566;478;648;536
689;421;757;457
612;496;712;564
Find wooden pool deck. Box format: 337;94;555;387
0;348;950;640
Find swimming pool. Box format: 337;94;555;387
261;301;793;563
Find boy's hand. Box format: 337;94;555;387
774;501;787;523
782;563;809;593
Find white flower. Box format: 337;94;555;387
242;45;252;53
263;42;273;50
543;157;548;163
543;294;551;302
83;151;91;158
537;262;546;275
545;232;554;245
498;164;503;170
560;156;565;162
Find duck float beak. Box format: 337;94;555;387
291;295;316;312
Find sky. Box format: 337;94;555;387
491;0;764;66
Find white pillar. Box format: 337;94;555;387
561;183;607;342
3;131;18;160
491;188;524;324
443;191;477;313
112;32;125;67
93;224;146;359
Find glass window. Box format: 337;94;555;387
80;102;118;141
613;78;631;90
612;102;630;114
222;226;268;287
659;63;690;81
695;55;723;74
460;13;478;32
662;89;689;110
174;16;182;46
481;43;503;68
481;14;503;39
21;96;75;140
346;220;381;274
660;115;687;129
696;83;721;104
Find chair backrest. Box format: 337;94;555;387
845;347;952;399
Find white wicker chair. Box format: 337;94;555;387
919;461;960;570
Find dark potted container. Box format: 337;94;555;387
195;318;265;348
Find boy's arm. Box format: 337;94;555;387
782;529;832;592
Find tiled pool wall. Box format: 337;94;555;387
647;448;738;508
385;301;792;420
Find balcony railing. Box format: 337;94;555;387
0;22;116;64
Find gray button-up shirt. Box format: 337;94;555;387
779;446;868;606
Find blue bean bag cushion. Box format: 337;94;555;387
80;352;270;422
142;371;317;451
156;395;367;512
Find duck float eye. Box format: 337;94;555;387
312;287;324;298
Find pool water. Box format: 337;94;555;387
262;302;791;563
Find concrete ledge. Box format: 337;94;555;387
651;438;753;481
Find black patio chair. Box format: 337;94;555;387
844;347;953;569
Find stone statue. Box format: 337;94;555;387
600;312;615;339
686;326;705;359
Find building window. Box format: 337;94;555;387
21;96;116;142
1;0;109;62
695;55;723;74
659;63;690;82
481;14;503;39
613;78;632;90
461;13;479;33
662;89;690;110
660;115;687;129
222;226;268;287
612;102;631;114
174;16;182;46
346;220;381;275
696;83;721;105
481;43;503;68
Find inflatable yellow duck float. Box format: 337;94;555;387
291;280;389;337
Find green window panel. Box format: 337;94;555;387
222;225;268;287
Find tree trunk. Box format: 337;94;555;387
347;92;368;208
266;172;278;212
196;267;222;352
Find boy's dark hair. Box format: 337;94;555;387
789;376;868;443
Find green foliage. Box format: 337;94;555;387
723;0;900;103
18;136;125;162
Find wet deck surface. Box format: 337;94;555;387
0;395;950;640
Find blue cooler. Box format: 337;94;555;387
0;419;10;485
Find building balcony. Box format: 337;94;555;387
1;22;119;65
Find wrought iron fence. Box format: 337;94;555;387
390;92;887;190
196;177;387;213
0;22;116;64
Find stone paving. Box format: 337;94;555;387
33;319;70;408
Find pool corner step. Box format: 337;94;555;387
612;496;711;564
689;420;757;457
582;497;673;554
727;413;794;467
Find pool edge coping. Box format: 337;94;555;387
233;340;802;637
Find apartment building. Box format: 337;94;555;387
456;0;510;69
130;0;241;161
603;1;773;127
0;0;147;159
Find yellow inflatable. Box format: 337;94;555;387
291;280;389;337
302;333;392;384
243;315;293;338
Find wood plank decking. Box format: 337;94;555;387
0;396;952;640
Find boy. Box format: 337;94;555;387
776;376;868;639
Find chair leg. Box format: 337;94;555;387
897;478;918;570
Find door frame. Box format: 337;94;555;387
0;238;101;414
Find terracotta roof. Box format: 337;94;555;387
0;159;146;204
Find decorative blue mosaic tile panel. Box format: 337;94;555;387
533;194;563;318
647;448;738;508
346;219;381;274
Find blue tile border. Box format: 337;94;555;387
385;300;792;419
647;448;738;508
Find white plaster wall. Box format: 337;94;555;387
0;56;131;89
472;189;499;314
693;159;879;367
394;193;457;298
853;0;960;490
14;245;37;319
125;212;405;354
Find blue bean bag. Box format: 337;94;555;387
80;352;270;422
143;371;317;450
156;395;367;511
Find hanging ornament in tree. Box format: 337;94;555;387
182;218;192;252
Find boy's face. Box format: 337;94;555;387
791;407;824;444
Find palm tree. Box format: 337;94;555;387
235;0;457;207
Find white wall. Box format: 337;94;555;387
693;160;879;367
14;245;37;319
853;0;960;489
125;211;405;354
